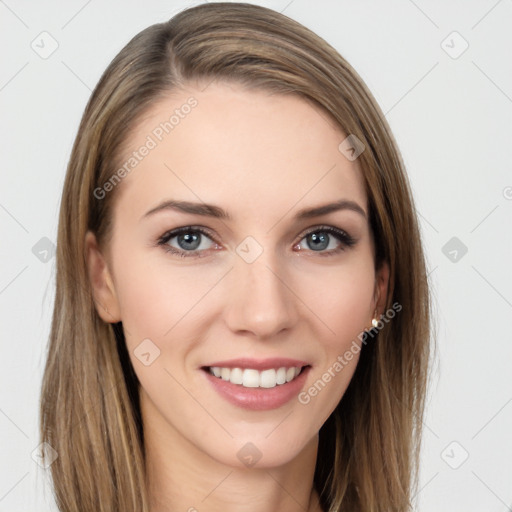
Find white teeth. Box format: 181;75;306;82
276;367;286;385
242;369;260;388
208;365;304;388
230;367;243;385
260;369;276;388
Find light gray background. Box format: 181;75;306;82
1;0;511;510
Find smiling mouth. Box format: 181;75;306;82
202;365;309;388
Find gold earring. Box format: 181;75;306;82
371;309;379;328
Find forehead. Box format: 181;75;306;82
112;81;367;223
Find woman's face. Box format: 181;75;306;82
86;81;388;468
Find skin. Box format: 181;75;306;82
85;81;389;512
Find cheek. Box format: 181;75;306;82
290;259;372;415
112;251;204;338
296;274;370;421
294;258;374;346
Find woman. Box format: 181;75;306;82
39;3;432;511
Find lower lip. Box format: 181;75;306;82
202;366;311;411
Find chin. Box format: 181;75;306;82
206;431;315;470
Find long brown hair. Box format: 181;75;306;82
39;3;433;511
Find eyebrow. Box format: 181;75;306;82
142;198;367;221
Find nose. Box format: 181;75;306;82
223;249;299;339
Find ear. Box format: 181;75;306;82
84;230;121;323
373;260;390;318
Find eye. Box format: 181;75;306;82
157;226;219;258
293;225;356;256
157;225;356;258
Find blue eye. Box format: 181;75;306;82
157;225;356;258
296;226;356;256
157;227;218;258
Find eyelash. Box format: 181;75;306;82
156;225;356;259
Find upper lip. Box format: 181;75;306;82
202;357;310;371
